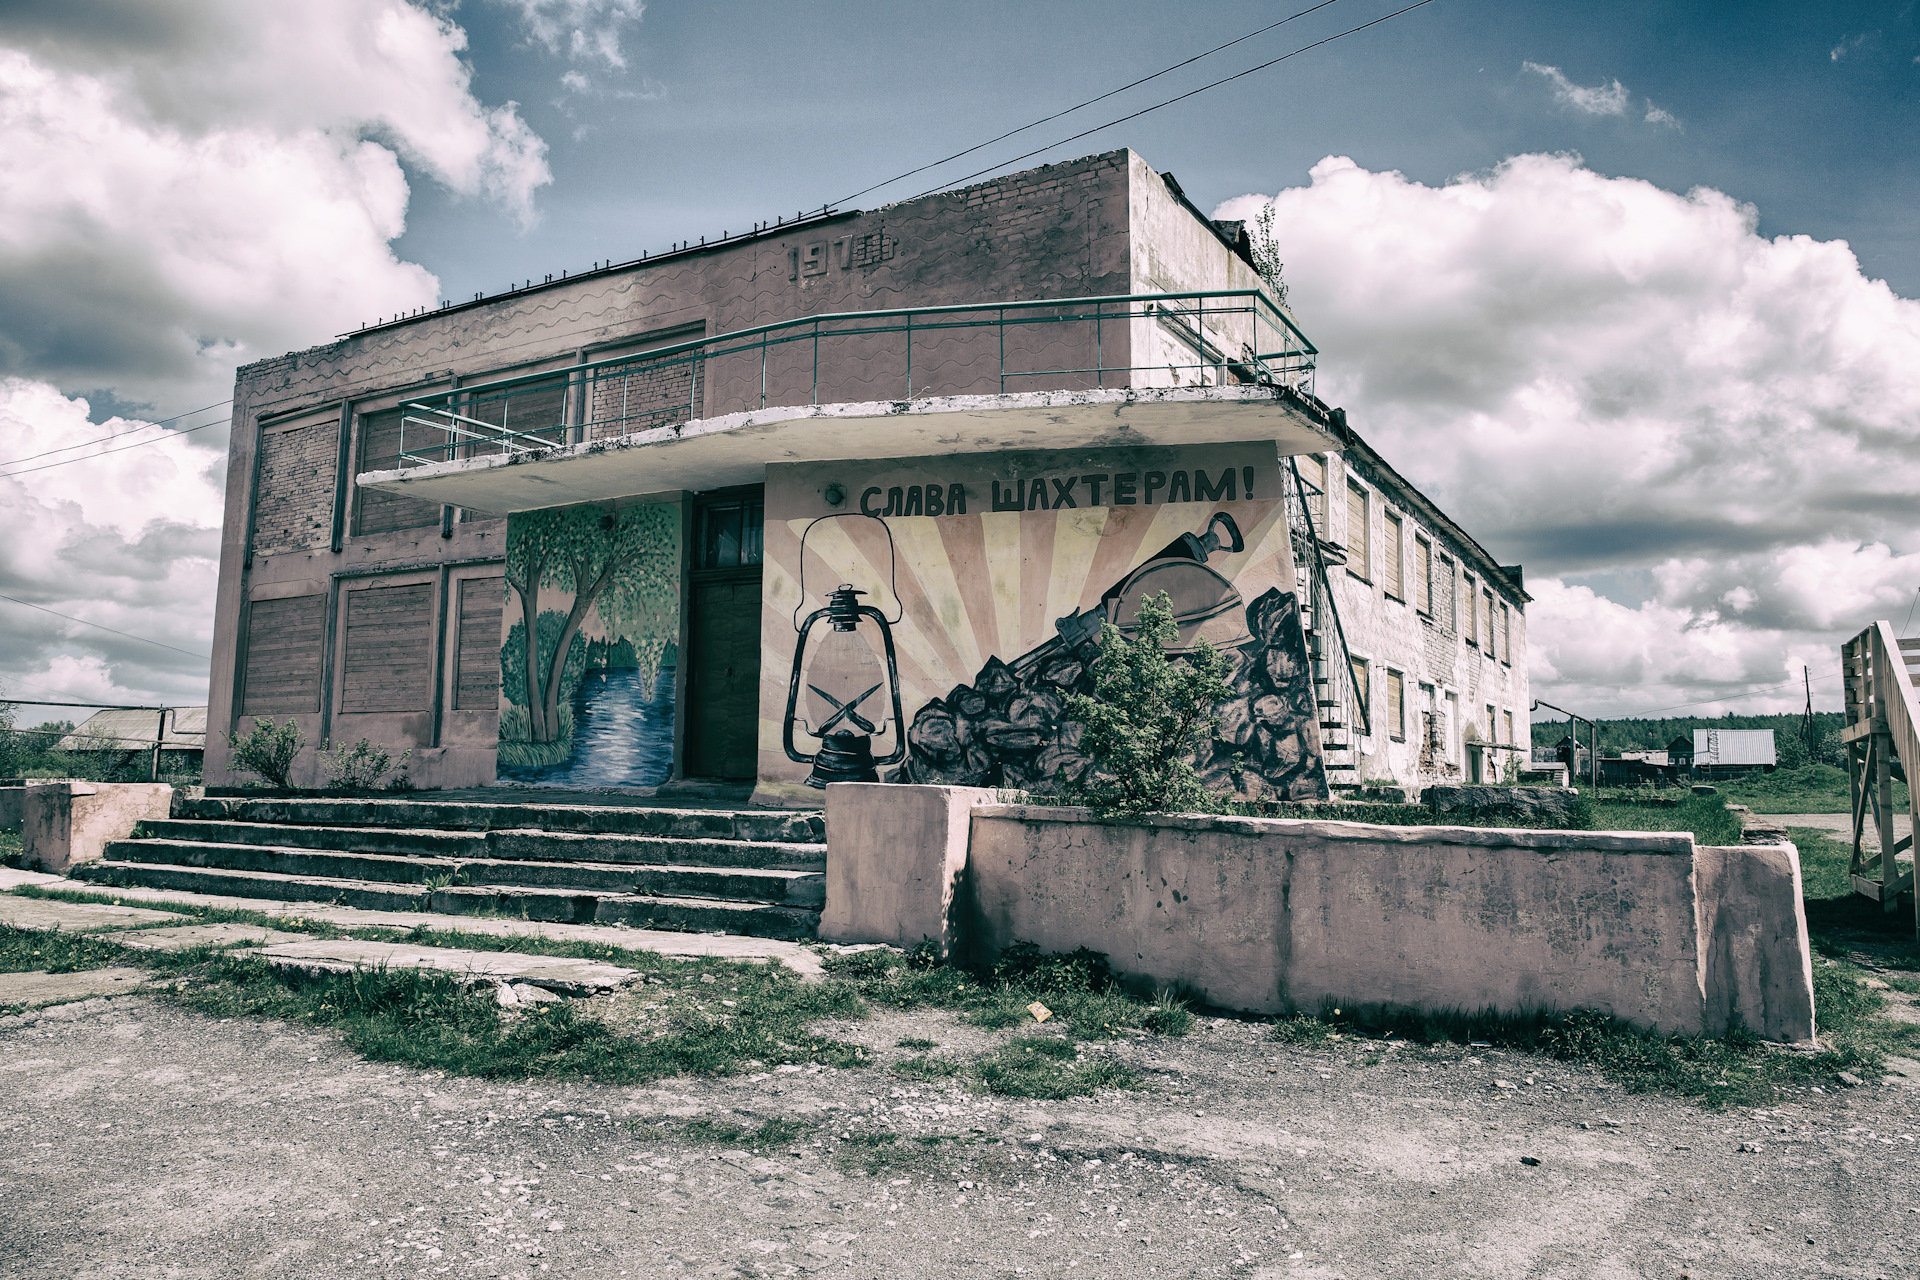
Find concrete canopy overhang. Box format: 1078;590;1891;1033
355;385;1338;515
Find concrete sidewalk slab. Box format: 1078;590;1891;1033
0;967;152;1007
0;896;186;932
0;868;64;891
116;923;304;952
9;879;826;977
256;938;639;995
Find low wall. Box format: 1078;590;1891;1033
21;781;173;875
821;786;1816;1041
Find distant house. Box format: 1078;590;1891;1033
56;707;207;769
1673;728;1775;779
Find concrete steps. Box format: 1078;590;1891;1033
74;795;828;941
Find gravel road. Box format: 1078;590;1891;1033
2;995;1915;1279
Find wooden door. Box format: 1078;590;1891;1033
684;488;765;780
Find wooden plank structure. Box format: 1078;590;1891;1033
1840;621;1919;934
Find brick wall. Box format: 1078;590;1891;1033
252;416;337;556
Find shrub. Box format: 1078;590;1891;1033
990;941;1114;994
1061;591;1233;817
319;737;411;792
227;717;304;789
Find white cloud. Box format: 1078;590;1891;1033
0;2;552;707
0;379;221;707
1522;61;1677;130
497;0;647;84
1217;154;1920;715
1522;61;1628;115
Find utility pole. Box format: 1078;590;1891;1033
1803;665;1815;760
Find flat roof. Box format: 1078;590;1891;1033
357;385;1338;515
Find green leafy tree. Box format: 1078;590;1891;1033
1061;591;1233;818
502;503;678;744
1250;204;1289;308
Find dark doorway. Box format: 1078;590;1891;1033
683;488;765;779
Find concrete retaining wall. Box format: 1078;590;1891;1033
21;782;173;875
821;785;1817;1041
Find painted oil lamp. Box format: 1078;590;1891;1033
782;583;906;787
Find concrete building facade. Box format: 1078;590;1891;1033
203;149;1523;803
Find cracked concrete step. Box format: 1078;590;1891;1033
253;938;638;994
99;839;825;905
172;797;825;844
132;820;825;870
69;862;820;939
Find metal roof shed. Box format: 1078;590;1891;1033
1693;728;1776;768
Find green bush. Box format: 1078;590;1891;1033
1060;591;1234;817
990;940;1114;994
319;737;411;791
227;717;304;789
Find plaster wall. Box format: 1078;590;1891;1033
947;800;1812;1040
22;782;173;876
1318;445;1530;788
757;441;1325;802
208;152;1140;787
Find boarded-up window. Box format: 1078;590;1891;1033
241;595;324;715
340;582;435;713
1383;512;1403;599
1414;537;1432;614
1351;658;1370;731
1440;555;1456;630
454;576;505;711
1501;603;1512;662
1504;709;1514;745
1484;589;1497;658
1464;575;1478;644
354;407;444;536
466;377;569;451
1386;669;1405;740
1299;453;1327;531
1346;480;1368;578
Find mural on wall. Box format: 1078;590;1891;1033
763;446;1327;801
499;501;680;787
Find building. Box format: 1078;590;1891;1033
203;149;1522;803
1672;728;1776;779
53;707;207;775
1300;426;1530;787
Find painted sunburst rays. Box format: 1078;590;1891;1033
767;500;1294;711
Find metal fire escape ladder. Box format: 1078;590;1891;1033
1285;457;1368;778
1841;621;1920;934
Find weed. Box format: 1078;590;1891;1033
1142;990;1196;1037
1270;1014;1335;1045
421;872;461;892
895;1036;939;1049
991;941;1114;994
0;923;134;974
226;717;304;789
975;1036;1140;1099
891;1053;963;1081
682;1117;813;1148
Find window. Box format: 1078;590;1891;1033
340;581;436;714
695;494;765;570
1414;537;1432;614
1500;603;1512;665
241;595;324;715
1351;657;1370;733
355;407;444;535
453;576;506;711
1463;574;1478;645
1444;692;1459;760
1386;669;1405;740
1503;709;1515;746
1484;589;1497;658
1299;453;1328;531
1346;480;1369;580
1486;704;1498;742
1383;512;1404;600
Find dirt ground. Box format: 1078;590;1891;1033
3;994;1916;1280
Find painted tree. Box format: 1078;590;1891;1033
503;503;679;744
596;503;680;699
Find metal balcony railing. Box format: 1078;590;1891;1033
390;290;1316;468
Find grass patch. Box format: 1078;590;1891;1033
1261;962;1901;1108
1722;764;1907;815
0;922;143;974
975;1035;1140;1098
820;942;1193;1044
682;1116;813;1148
891;1053;964;1081
1586;792;1744;846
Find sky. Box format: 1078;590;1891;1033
1;0;1917;728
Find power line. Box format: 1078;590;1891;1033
834;0;1345;206
1534;671;1845;720
0;592;210;659
905;0;1439;203
0;415;225;480
0;397;233;469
